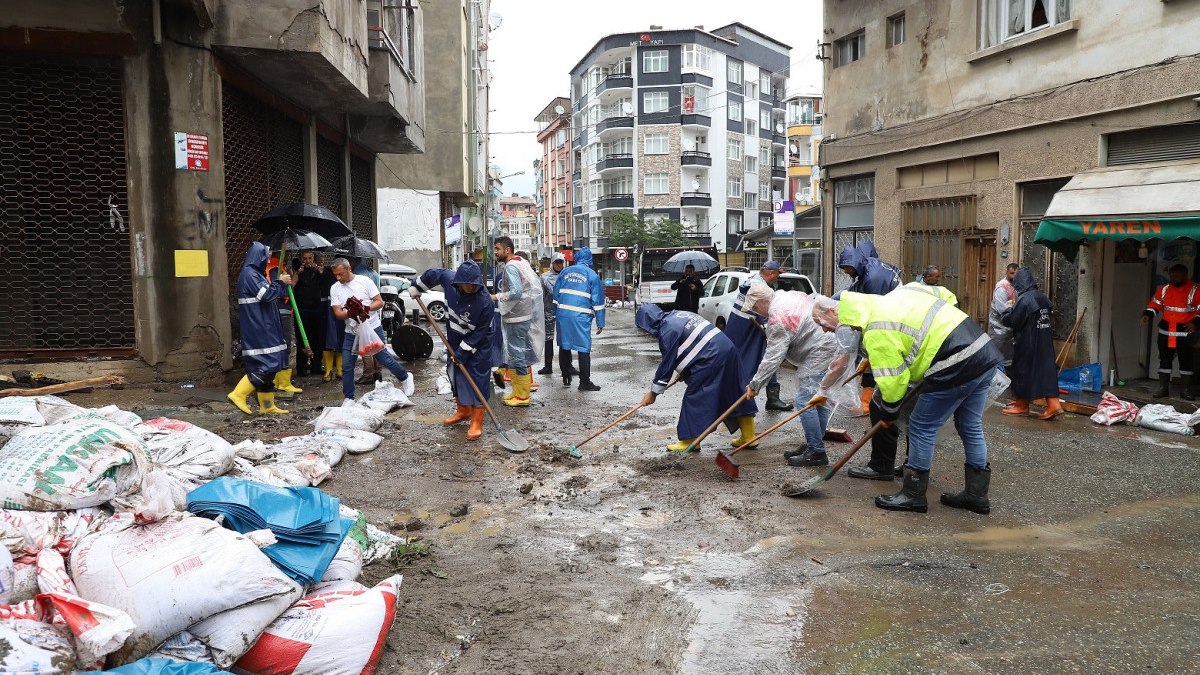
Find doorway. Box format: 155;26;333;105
963;235;997;329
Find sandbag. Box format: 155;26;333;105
0;613;77;674
310;406;385;433
1134;404;1195;436
36;548;136;665
1091;391;1139;426
139;418;236;488
315;428;383;454
232;575;402;675
356;381;414;412
186;581;303;667
69;513;300;665
0;508;110;566
319;537;363;583
0;415;148;510
0;395;85;430
0;544;13;604
92;405;144;431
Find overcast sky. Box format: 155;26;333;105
486;0;825;196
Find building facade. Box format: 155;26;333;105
535;97;574;260
499;195;537;255
1;0;423;382
569;23;790;254
376;0;491;270
820;0;1200;375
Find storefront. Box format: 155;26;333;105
1034;160;1200;381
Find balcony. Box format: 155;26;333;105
681;114;710;128
771;166;786;180
596;115;633;133
596;153;633;173
772;133;786;146
681;192;712;207
572;204;583;216
363;26;425;152
680;151;712;167
598;73;633;95
597;194;634;211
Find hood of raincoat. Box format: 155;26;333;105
836;291;877;330
452;259;485;289
837;245;867;279
635;304;666;336
1012;268;1037;294
576;247;594;269
244;242;270;272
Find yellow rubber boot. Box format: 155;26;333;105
275;369;303;395
443;400;472;426
322;351;335;382
731;415;758;448
334;353;343;377
503;373;531;407
226;375;255;415
667;438;699;453
466;407;485;440
257;391;290;415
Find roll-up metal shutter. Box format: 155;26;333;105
1107;123;1200;166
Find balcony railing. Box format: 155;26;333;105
597;153;634;172
598;73;633;94
680;114;710;128
597;194;634;210
771;166;786;179
681;151;712;167
596;116;634;133
681;192;712;206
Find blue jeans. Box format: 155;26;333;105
342;327;409;400
905;368;993;471
794;375;832;454
502;320;530;372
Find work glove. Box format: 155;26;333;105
408;287;421;299
492;370;505;389
805;393;828;409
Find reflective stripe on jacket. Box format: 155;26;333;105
1145;282;1200;348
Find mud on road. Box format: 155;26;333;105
83;308;1200;673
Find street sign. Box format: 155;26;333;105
613;248;629;261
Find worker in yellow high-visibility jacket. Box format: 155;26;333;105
813;287;1003;515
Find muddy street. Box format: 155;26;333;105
80;307;1200;674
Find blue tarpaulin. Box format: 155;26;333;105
82;658;225;674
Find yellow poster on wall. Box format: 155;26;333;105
175;250;209;277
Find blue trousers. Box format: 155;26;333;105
905;369;993;471
502;320;531;371
342;326;409;400
794;375;832;453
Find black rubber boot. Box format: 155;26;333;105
940;463;992;514
578;353;601;391
875;467;929;513
1183;375;1196;401
783;444;807;459
538;339;554;375
765;383;793;411
560;350;573;386
787;449;829;467
848;465;895;481
1154;373;1170;398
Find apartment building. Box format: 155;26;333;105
821;1;1200;376
500;195;537;255
0;0;424;382
535;97;574;259
568;23;791;253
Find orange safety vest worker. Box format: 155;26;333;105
1144;281;1200;349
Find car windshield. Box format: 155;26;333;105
776;276;814;294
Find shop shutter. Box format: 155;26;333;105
0;54;134;354
1107;123;1200;166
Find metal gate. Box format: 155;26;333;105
316;135;344;221
0;54;134;355
350;154;375;240
221;81;305;284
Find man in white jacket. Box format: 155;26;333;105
490;236;543;406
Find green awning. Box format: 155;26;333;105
1035;216;1200;260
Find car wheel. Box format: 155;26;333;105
715;317;726;330
427;301;448;321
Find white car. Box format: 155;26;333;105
381;275;449;322
697;270;815;329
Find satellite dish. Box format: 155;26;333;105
468;216;482;233
683;138;694;151
775;122;785;133
621;101;633;116
554;104;565;115
790;143;800;153
488;12;503;30
488;164;501;180
691;176;700;190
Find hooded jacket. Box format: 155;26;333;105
554;247;605;352
1001;269;1059;399
416;261;496;405
836;240;901;296
748;291;838;392
541;253;567;329
236;242;289;374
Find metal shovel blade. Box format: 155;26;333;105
497;427;529;453
782;468;833;497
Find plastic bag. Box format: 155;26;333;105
985;368;1011;405
1058;362;1103;393
353;327;385;358
1134;404;1195;436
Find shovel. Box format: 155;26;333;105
674;391;754;455
414;296;528;453
715;396;824;479
783;383;924;497
566;379;679;458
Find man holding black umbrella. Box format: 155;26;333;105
293;251;327;378
671;264;702;313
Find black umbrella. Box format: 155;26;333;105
663;250;719;273
252;202;352;241
259;228;333;253
331;235;390;262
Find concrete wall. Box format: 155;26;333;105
377;188;442;271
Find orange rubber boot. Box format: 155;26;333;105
443;400;471;426
529;366;539;392
1002;398;1030;416
466;407;485;440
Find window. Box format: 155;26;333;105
642;49;668;73
556;157;566;176
644;133;669;154
728;176;742;197
834;30;866;67
682;44;712;72
759;72;771;94
727;212;743;236
727;59;743;83
746;120;757;137
832;175;876;293
645;172;669;195
745;191;758;207
760;110;772;131
682;84;709;113
745;156;758;172
555;185;566;205
887;13;906;47
981;0;1072;47
746;81;758;98
555;129;567;147
727;99;742;122
643;91;669;113
728;137;743;160
606;175;632;195
759;146;770;165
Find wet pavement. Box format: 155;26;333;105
66;307;1200;673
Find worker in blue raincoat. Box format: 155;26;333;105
635;305;757;452
724;260;792;411
227;242;294;415
554;246;606;391
412;260;495;440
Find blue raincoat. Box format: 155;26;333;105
418;261;496;406
554;247;606;353
837;240;901;296
237;242;289;389
636;305;757;439
723;275;768;386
